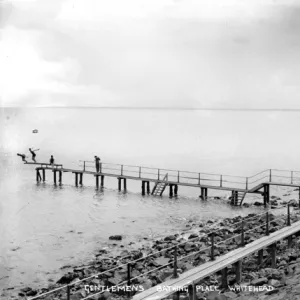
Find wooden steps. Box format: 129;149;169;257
152;174;169;196
231;191;247;206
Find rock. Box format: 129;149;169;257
131;250;143;260
251;277;268;286
188;233;199;239
224;291;237;298
207;291;227;300
141;279;153;290
254;202;264;206
184;242;194;252
109;235;122;241
20;287;32;293
164;235;177;241
57;273;77;284
268;279;281;287
153;257;170;266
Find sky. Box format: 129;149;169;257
0;0;300;108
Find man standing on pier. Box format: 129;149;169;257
29;148;39;162
50;155;55;166
95;156;101;173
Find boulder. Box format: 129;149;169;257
57;273;77;284
109;235;122;241
251;277;268;286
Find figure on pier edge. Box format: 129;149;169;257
17;153;27;162
29;148;40;162
95;156;101;172
50;155;55;165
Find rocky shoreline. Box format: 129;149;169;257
2;195;300;300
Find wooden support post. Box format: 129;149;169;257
42;169;45;182
174;185;178;196
200;187;207;200
79;173;83;185
221;267;228;288
258;249;264;265
235;260;242;283
118;178;121;191
139;167;141;178
173;291;180;300
53;170;57;185
96;175;99;189
36;169;41;182
146;181;150;194
169;184;173;198
271;243;277;268
123;178;127;191
188;284;196;300
66;285;70;300
75;173;78;187
59;171;62;185
101;175;104;187
288;235;293;248
142;181;145;195
127;263;131;297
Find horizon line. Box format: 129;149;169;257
2;106;300;111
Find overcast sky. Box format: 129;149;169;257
1;0;300;108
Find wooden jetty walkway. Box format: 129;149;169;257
28;207;300;300
133;218;300;300
25;161;300;206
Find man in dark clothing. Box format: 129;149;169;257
95;156;101;173
29;148;39;162
17;153;27;162
50;155;55;165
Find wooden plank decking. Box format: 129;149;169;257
133;220;300;300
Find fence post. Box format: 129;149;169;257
220;175;222;187
139;167;141;178
67;285;70;300
121;165;123;176
198;173;201;185
158;169;160;180
173;246;178;278
178;171;180;183
241;219;245;247
246;177;248;190
291;171;293;184
269;169;272;182
287;204;291;226
83;161;86;172
210;232;215;261
266;212;269;236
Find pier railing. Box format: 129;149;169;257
27;204;300;300
79;161;300;191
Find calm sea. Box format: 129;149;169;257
0;108;299;292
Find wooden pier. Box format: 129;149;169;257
25;161;300;206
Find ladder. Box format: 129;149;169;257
231;191;247;206
152;173;168;196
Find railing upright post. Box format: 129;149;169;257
220;175;222;187
178;171;180;183
173;246;178;278
127;263;131;297
67;285;70;300
139;167;141;178
121;165;123;176
210;232;215;261
158;169;160;180
198;173;201;185
287;204;291;226
246;177;248;190
269;169;272;182
100;163;102;173
241;219;245;247
83;161;86;172
291;171;293;184
266;212;269;236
